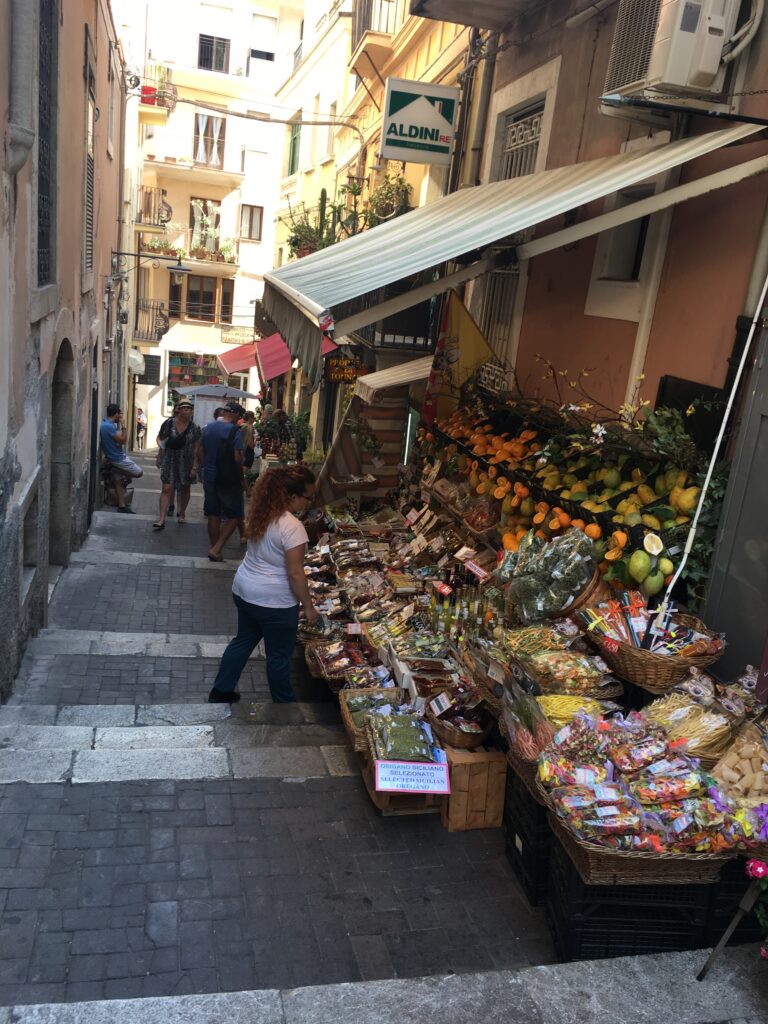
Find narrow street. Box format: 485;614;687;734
0;456;766;1022
0;453;558;1008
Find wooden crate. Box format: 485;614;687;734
441;745;506;832
358;752;442;817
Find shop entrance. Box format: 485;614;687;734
705;321;768;675
48;339;75;566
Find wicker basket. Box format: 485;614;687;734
339;687;406;753
548;813;733;885
498;717;548;807
548;569;611;620
590;613;725;695
302;641;368;694
425;708;493;751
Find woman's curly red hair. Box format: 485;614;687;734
244;466;315;541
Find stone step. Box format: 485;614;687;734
0;944;766;1024
0;702;340;728
24;629;263;659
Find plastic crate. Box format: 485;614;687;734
706;857;765;946
503;767;551;906
546;837;710;961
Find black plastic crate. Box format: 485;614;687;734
546;837;710;961
706;857;765;946
503;767;551;906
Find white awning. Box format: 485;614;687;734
354;355;435;404
263;124;764;387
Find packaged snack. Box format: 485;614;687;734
711;723;768;803
371;714;436;763
609;735;668;774
502;684;555;761
629;770;705;804
523;651;607;694
550;783;631;814
538;757;609;788
546;712;604;764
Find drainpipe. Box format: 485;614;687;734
465;31;499;187
447;29;479;195
6;0;36;175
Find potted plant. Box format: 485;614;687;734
219;238;237;263
366;174;413;227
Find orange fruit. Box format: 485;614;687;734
585;523;602;540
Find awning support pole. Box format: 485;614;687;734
333;253;501;335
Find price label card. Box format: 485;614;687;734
429;692;454;717
319;545;331;555
465;560;490;581
428;537;444;553
317;533;330;548
375;760;451;795
400;603;415;622
437;554;450;568
487;660;505;684
405;508;421;525
432;581;453;597
454;546;477;562
603;637;621;654
346;623;363;635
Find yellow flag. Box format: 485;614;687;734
422;291;494;424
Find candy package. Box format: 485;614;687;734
609;735;669;774
538;757;609;788
522;651;609;694
629;769;706;804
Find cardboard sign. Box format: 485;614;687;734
375;760;451;794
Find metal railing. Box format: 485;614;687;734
140;63;177;113
184;228;238;265
352;0;407;52
135;186;172;228
134;300;170;343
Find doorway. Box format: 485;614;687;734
48;339;75;566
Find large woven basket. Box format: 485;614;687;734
339;687;406;753
302;641;367;694
425;708;493;751
590;613;725;695
547;813;733;885
498;717;548;807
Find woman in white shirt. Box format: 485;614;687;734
208;466;320;704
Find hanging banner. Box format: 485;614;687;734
421;291;494;425
381;78;459;166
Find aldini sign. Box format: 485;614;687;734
381;78;459;167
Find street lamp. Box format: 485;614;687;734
110;249;192;284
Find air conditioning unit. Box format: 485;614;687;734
603;0;743;109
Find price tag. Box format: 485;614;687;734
487;660;505;684
405;508;420;525
429;692;454;717
437;553;450;568
432;581;453;597
400;603;415;622
346;623;363;635
317;533;330;548
454;546;476;562
428;537;444;553
319;544;330;555
465;560;490;581
603;637;621;654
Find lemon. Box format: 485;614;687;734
604;468;621;489
628;549;652;583
658;557;674;576
641;570;665;598
643;533;664;556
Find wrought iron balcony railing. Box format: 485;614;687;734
352;0;407;52
135;186;172;229
134;300;170;343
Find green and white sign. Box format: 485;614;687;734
381;77;459;166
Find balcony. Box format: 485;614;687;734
338;279;435;353
138;63;177;126
350;0;407;75
138;230;239;277
134;300;171;344
134;186;172;231
407;0;526;32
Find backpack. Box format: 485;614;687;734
215;425;240;486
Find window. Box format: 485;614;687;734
194;112;226;167
37;0;57;287
228;372;249;391
190;198;221;254
186;275;217;322
287;118;301;177
250;48;275;62
595;186;654;282
83;67;96;274
240;205;263;240
220;279;234;324
198;34;230;72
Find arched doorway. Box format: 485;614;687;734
49;339;75;566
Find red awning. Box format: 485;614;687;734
217;343;259;376
257;332;338;382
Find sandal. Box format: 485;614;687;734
178;516;186;525
152;522;165;531
208;551;224;562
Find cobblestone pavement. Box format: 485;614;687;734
0;453;556;1007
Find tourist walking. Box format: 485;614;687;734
136;408;147;450
208;466;319;704
153;399;201;530
197;401;245;561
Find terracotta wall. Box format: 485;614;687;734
491;1;768;410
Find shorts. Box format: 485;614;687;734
204;479;244;519
108;457;143;478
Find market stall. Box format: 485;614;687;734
292;383;767;962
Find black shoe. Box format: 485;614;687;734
117;507;136;514
208;687;241;704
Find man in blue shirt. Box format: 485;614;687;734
196;401;244;561
99;404;143;514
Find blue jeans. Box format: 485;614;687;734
214;595;299;703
